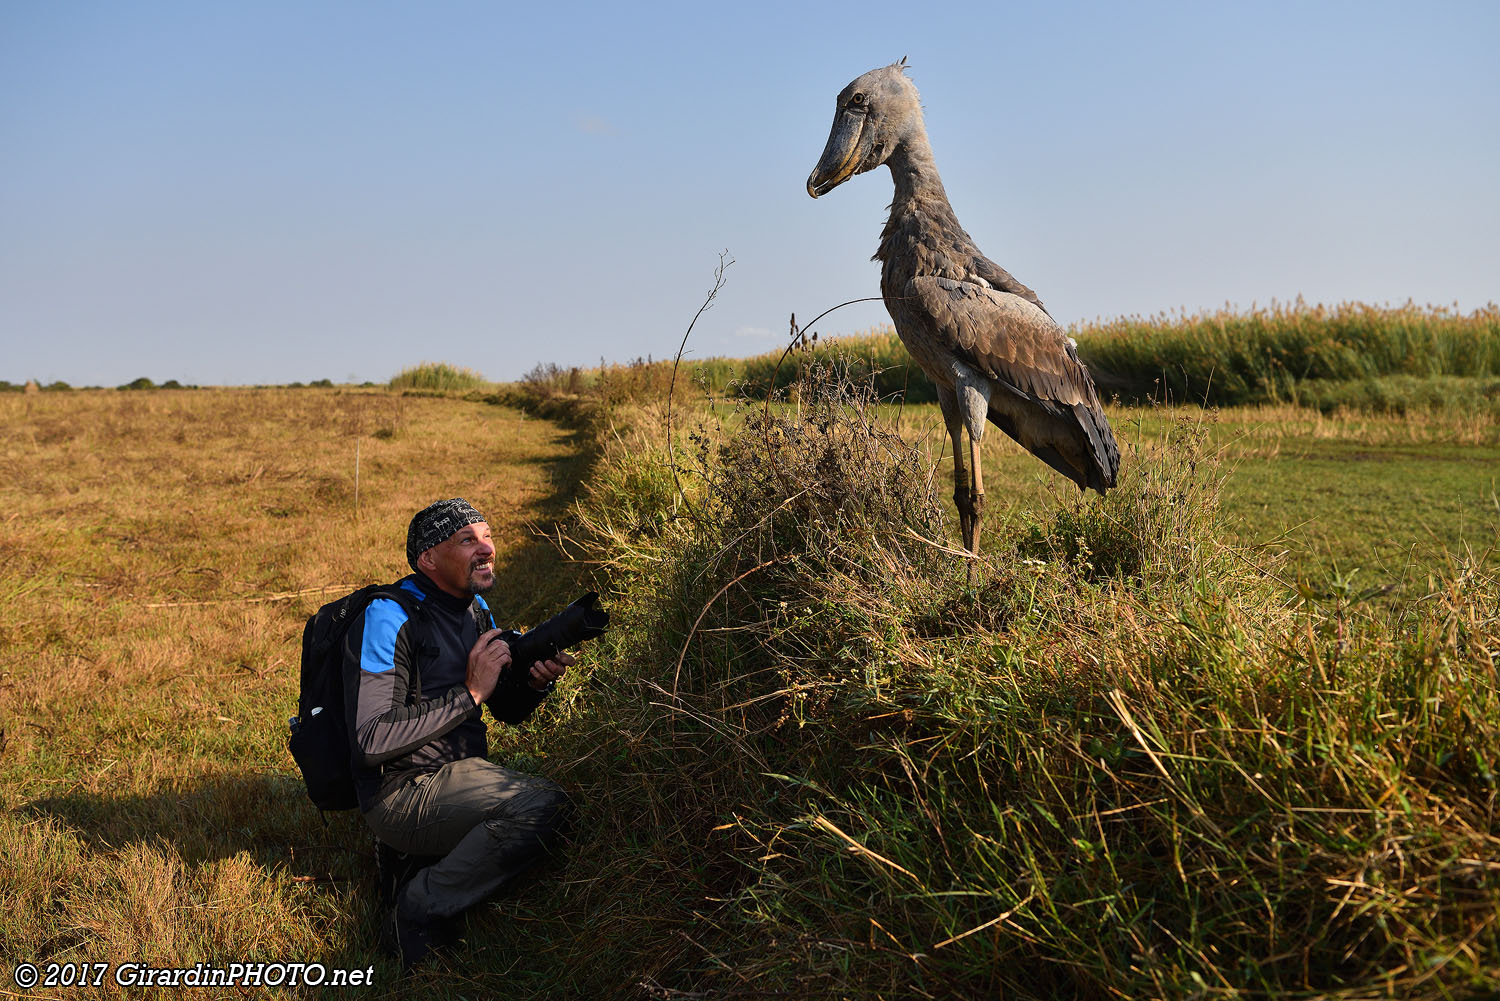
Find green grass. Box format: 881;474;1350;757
1078;299;1500;407
388;361;490;392
1292;374;1500;417
507;300;1500;418
762;397;1500;591
1219;436;1500;584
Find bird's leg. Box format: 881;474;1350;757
969;434;986;555
950;430;974;551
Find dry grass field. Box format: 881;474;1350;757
0;388;591;997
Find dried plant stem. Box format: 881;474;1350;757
145;584;356;608
666;251;733;526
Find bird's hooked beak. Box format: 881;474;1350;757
807;108;867;198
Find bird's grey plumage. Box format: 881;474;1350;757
807;61;1120;550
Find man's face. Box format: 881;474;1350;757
420;522;496;597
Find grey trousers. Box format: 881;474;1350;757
363;756;571;922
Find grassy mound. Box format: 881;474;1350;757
505;366;1500;998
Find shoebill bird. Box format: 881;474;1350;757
807;61;1120;553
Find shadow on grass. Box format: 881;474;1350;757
24;771;373;879
20;773;411;981
24;771;577;993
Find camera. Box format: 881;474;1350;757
493;591;609;685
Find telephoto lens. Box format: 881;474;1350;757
501;591;610;680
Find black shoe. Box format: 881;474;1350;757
382;900;441;971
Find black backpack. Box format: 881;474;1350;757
288;583;423;812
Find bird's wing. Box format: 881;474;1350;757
907;275;1120;492
966;256;1049;316
906;276;1102;411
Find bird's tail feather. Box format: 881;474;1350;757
1030;443;1089;493
986;402;1120;495
1073;403;1120;493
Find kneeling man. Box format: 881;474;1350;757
343;498;573;967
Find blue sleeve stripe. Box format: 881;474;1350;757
360;598;409;674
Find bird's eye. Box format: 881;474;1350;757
850;92;865;106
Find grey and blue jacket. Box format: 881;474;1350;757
340;573;547;811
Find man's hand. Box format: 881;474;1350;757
526;651;575;691
466;628;512;705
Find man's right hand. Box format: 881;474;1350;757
466;628;512;706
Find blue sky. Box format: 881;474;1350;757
3;1;1497;386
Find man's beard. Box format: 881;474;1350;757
466;561;495;594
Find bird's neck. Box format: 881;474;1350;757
877;136;970;289
887;137;948;207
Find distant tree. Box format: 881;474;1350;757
120;377;155;390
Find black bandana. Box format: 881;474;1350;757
406;498;486;571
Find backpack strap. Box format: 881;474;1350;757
341;583;428;804
371;584;426;707
471;600;497;636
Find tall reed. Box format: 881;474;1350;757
1079;299;1500;406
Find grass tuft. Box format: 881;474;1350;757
1022;408;1237;585
388;361;488;392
